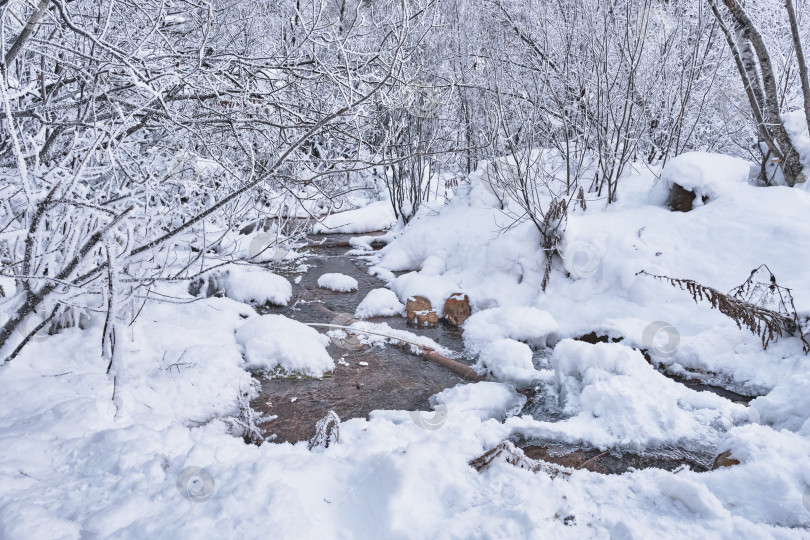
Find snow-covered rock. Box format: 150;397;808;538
475;338;539;386
433;381;526;421
235;314;333;377
222;265;292;306
355;288;405;319
660;152;753;201
463;307;558;354
317;273;358;292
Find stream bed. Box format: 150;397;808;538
252;232;750;474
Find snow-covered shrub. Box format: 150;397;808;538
223;382;275;444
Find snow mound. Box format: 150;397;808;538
475;338;540;386
660;152;753;200
749;373;810;433
317;273;358;292
354;288;404;319
235;314;333;377
463;307;558;354
546;339;743;450
312;201;396;234
223;265;292;306
433;381;526;422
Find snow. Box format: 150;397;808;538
537;339;745;451
748;373;810;432
354;288;405;318
659;151;754;200
4;148;810;538
312;201;396;234
463;306;559;354
432;381;527;422
316;272;358;292
475;338;540;386
235;314;333;377
221;265;292;306
343;321;456;357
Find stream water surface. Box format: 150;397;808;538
253;232;751;474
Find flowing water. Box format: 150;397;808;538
253;234;468;443
252;232;752;473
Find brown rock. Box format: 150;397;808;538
712;450;740;469
575;331;623;345
442;293;471;326
415;310;440;327
406;295;432;323
668;183;697;212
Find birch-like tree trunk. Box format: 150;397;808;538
715;0;806;186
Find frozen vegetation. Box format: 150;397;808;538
1;0;810;538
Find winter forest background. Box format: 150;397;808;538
1;0;810;538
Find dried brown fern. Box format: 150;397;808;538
577;187;587;211
637;268;809;353
540;198;569;292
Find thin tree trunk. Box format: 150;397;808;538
4;0;51;67
708;1;782;161
785;0;810;135
722;0;806;185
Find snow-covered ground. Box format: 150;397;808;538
2;154;810;539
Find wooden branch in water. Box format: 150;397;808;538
307;322;483;382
